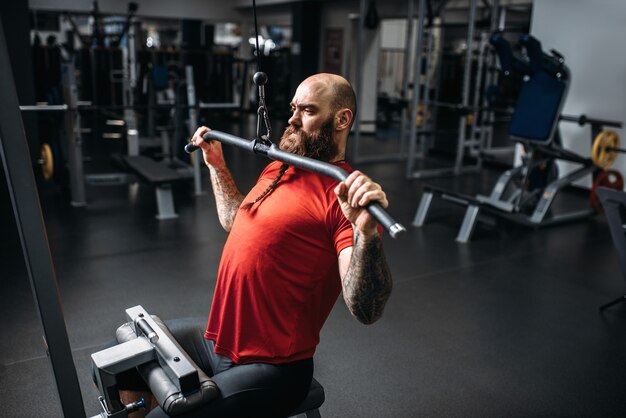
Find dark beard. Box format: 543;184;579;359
278;118;338;162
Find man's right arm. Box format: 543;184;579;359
208;164;244;231
191;126;244;231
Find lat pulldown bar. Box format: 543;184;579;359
185;132;406;238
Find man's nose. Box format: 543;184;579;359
288;111;301;127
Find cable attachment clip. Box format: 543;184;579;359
254;72;272;146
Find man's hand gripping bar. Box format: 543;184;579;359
185;131;406;238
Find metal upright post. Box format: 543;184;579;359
61;61;87;207
405;0;427;178
124;20;140;157
351;0;367;160
418;28;435;159
474;0;501;166
469;32;488;162
129;21;138;95
186;65;203;195
453;0;477;174
0;19;86;418
399;0;416;157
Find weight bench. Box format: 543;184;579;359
122;155;183;220
91;306;324;418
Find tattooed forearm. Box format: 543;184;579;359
209;165;245;231
342;231;393;324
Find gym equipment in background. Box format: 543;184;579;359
0;16;86;416
589;169;624;213
28;2;251;214
596;187;626;311
413;33;623;243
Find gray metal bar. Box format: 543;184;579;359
560;114;623;128
453;0;477;174
418;28;435;159
128;18;137;94
469;32;488;160
482;166;524;201
456;204;480;243
19;104;69;111
62;61;87;207
198;102;241;109
124;109;140;157
399;0;416;156
125;306;199;392
122;21;139;159
187;131;406;238
412;189;433;227
351;0;367;160
186;65;203;196
475;0;501;163
0;18;86;418
529;164;595;224
155;185;179;220
406;0;427;178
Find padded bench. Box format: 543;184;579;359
289;378;324;418
95;307;325;418
122;155;184;220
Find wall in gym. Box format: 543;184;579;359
319;1;380;133
531;0;626;188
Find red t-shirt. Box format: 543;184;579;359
204;161;354;364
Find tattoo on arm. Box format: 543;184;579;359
342;231;393;324
209;166;245;231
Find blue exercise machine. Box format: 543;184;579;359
413;33;622;243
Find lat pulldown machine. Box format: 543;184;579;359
91;306;219;418
90;306;326;418
413;33;622;243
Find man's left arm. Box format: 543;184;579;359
335;171;393;324
338;232;392;324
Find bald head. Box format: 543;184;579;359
283;73;357;161
300;73;357;127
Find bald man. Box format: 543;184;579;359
135;74;393;418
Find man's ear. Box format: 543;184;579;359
335;109;353;131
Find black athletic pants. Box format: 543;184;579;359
105;318;313;418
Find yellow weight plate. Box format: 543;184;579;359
40;143;54;181
591;130;620;169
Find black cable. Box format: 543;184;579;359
252;0;262;72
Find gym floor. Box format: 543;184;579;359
2;118;626;417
